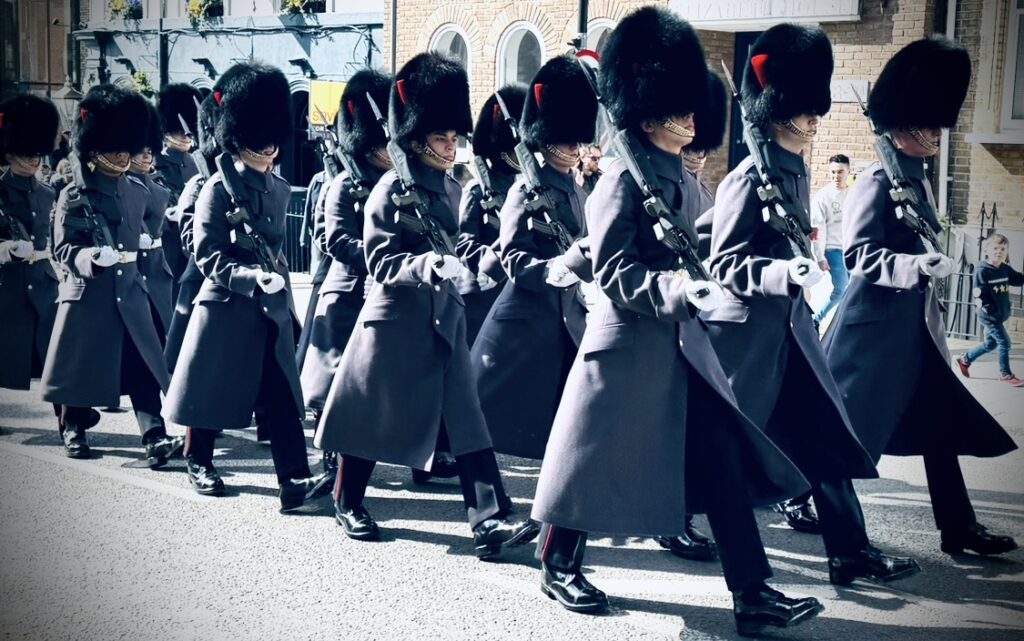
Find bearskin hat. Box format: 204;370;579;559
139;98;164;155
689;72;728;153
599;6;709;130
0;94;60;158
521;55;596;150
338;68;392;159
196;93;221;159
157;83;201;137
388;52;472;150
472;84;527;160
73;84;150;157
741;24;833;127
868;36;971;133
214;62;293;155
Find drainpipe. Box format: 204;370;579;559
390;0;397;73
938;0;957;221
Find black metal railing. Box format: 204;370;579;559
284;186;310;274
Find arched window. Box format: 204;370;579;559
587;20;614;55
497;22;544;86
430;24;470;71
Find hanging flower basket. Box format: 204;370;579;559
280;0;325;15
110;0;143;20
187;0;223;24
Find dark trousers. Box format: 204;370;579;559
924;450;976;532
184;327;311;485
335;448;512;529
62;332;165;443
814;478;870;557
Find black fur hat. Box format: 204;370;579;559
741;23;833;127
689;72;728;153
0;94;60;157
521;55;596;150
196;93;221;159
868;36;971;133
157;83;201;137
73;84;150;156
388;52;472;150
472;84;527;160
214;62;293;154
140;98;163;154
338;68;392;159
599;6;709;130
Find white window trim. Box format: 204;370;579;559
429;23;472;73
586;18;615;52
496;20;546;87
1002;1;1024;131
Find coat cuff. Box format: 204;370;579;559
562;239;594;283
655;275;693;321
901;254;929;290
72;247;95;279
230;266;261;297
479;247;506;283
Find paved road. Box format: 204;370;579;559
1;346;1023;641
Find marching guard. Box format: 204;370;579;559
163;62;328;509
314;52;538;557
456;84;526;345
41;86;183;466
532;8;822;636
470;55;594;461
823;37;1018;556
703;23;919;586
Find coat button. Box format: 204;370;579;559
263;306;269;313
116;269;123;275
142;275;147;281
434;285;441;292
679;340;684;348
118;243;124;249
434;319;440;325
142;251;147;257
27;284;32;290
30;234;35;240
116;297;122;303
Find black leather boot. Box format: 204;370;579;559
941;523;1018;556
473;518;540;559
828;545;920;585
733;583;823;637
541;564;608;613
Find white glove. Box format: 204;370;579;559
90;246;120;267
362;276;374;299
918;253;954;279
787;256;825;289
138;233;154;250
477;271;498;291
164;206;180;223
9;240;33;258
428;252;463;281
257;271;285;294
684;279;726;312
545;256;581;288
0;240;14;264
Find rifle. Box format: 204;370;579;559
312;106;343;182
720;61;814;260
364;93;456;266
214;152;283;274
313;105;372;202
574;54;711;284
65;152;115;248
187;97;212;180
472;155;502;230
0;189;31;243
851;87;940;254
492;91;573;254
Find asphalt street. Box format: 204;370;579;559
1;341;1023;641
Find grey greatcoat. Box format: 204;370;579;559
470;164;591;460
164;163;303;430
154;147;198;285
532;142;808;536
823;154;1015;460
0;172;58;390
702;145;877;483
134;172;175;333
314;159;494;470
295;177;332;371
163;173;205;372
41;170;170;407
455;171;514;345
300;162;385;411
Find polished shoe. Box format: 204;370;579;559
941;523;1018;556
733;583;824;637
656;516;717;561
828;545;921;585
541;565;608;613
411;452;460;484
144;435;184;469
473;518;540;559
776;500;821;534
185;455;225;496
280;473;331;512
60;423;91;459
335;504;380;540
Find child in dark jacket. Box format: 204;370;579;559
958;234;1024;386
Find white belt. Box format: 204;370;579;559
117;251;138;264
26;250;50;264
148;239;163;249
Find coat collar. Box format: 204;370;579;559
408;155;446;195
540;162;576;193
640;137;685;182
161;147;187;167
896;148;926;180
0;171;35;193
85;168;122;197
768;142;807;177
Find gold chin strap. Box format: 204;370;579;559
500;152;521;172
371;147;393;168
779;119;817;140
421;144;454;170
164;134;192;152
659;119;696;142
9;155;41;174
240;148;278;169
544;144;578;164
909;128;939;154
92;153;132;174
130;159;154;174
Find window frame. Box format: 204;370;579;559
586;18;614;54
429;23;471;73
496;20;545;87
1001;0;1024;130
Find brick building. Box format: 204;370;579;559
384;0;1023;337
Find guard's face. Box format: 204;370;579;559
791;114;820;136
829;162;850;189
643;113;695;156
545;143;581;173
5;154;42;177
165;132;193;151
415;130;458;171
131;147;155;172
892;128;942;158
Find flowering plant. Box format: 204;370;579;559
110;0;143;20
187;0;223;24
280;0;325;14
133;71;155;97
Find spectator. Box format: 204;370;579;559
811;153;851;323
574;143;602;195
957;233;1024;386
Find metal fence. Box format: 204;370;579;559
284;187;310;274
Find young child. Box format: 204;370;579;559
958;233;1024;386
